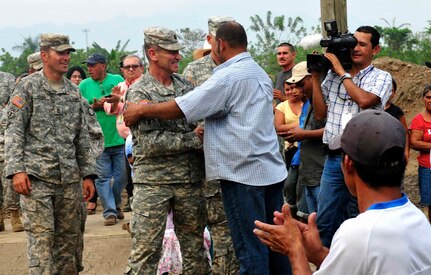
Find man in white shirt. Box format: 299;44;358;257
254;109;431;275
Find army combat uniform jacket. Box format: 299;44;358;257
126;72;204;185
4;70;96;184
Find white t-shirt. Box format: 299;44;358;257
316;195;431;275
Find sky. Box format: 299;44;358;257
0;0;429;57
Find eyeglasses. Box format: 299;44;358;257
122;64;141;70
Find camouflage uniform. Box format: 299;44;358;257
124;70;209;274
4;34;97;275
0;72;16;211
182;17;240;275
75;99;104;272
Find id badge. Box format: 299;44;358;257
341;112;352;130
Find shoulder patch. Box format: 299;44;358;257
88;107;95;116
11;96;26;109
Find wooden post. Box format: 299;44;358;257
320;0;348;35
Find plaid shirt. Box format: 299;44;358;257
322;65;392;144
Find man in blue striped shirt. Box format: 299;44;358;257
124;21;292;275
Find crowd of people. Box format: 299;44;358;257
0;15;430;275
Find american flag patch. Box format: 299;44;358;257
11;96;26;109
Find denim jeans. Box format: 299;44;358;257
316;155;358;248
418;166;431;205
220;180;292;275
305;185;320;214
95;145;126;219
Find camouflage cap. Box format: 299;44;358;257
144;27;183;51
208;16;235;36
39;33;76;52
27;52;43;70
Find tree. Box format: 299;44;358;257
375;18;413;57
177;28;206;58
248;11;315;79
90;40;136;74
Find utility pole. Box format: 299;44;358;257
320;0;348;34
82;28;90;51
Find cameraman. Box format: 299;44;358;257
311;26;392;248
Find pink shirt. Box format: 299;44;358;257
104;76;142;139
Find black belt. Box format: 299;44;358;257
323;145;342;156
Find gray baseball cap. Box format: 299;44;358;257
208;16;235;36
39;33;75;52
82;53;107;65
27;52;43;70
144;27;183;51
329;109;406;167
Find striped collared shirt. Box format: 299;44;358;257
176;52;287;186
322;65;392;144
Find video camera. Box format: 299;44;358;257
307;21;357;73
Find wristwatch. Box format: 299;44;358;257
340;72;352;82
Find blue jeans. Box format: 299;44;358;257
418;166;431;206
220;180;292;275
316;155;358;248
305;185;320;214
95;145;126;219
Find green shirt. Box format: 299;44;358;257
79;73;125;147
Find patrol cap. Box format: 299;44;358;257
208;16;235;36
39;33;75;52
144;27;183;51
82;53;107;65
286;61;311;84
329;109;406;168
27;52;43;70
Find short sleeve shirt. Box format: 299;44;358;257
410;113;431;168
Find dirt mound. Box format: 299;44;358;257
373;57;431;206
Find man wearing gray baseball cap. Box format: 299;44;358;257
254;109;431;274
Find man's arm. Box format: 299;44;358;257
253;204;329;272
123;100;184;126
311;72;327;121
324;53;380;109
5;83;32;195
286;127;324;143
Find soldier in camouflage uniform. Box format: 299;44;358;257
76;98;104;272
124;27;209;275
4;33;97;275
182;16;240;275
0;71;24;233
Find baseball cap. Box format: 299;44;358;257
208;16;235;36
329;109;406;167
39;33;76;52
286;61;311;84
82;53;107;65
144;27;183;51
27;52;43;70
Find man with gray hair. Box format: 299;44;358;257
124;27;209;274
4;33;96;274
182;16;239;275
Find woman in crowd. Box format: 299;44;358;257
274;81;303;167
410;84;431;222
385;78;409;162
66;66;86;86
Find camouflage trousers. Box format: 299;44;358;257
21;178;82;275
205;180;240;275
1;176;20;209
125;182;210;275
75;200;87;273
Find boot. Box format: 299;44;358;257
10;209;24;232
0;208;4;232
